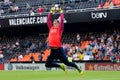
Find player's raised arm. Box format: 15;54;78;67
59;8;64;33
47;7;54;30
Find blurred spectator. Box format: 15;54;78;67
45;41;50;49
0;51;4;63
78;51;84;60
72;52;79;61
0;8;4;15
103;0;111;9
18;53;23;60
111;53;116;62
38;42;43;50
39;53;43;62
117;49;120;62
3;0;11;7
77;45;83;53
97;0;105;9
86;49;92;55
30;55;35;63
9;4;19;13
26;48;30;54
76;33;81;44
37;6;44;15
30;43;37;52
112;0;120;7
29;10;35;16
15;40;20;46
109;0;114;8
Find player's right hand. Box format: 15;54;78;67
50;7;55;13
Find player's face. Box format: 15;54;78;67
53;19;59;27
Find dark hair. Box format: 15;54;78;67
53;19;59;23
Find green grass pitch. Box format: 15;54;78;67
0;70;120;80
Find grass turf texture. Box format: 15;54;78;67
0;70;120;80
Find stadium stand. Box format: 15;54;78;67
0;26;120;63
0;0;120;63
1;0;119;17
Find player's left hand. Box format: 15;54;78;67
59;7;63;13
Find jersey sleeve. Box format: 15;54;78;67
59;13;64;33
47;13;52;30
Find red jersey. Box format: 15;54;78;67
37;7;44;13
47;13;64;47
48;27;61;47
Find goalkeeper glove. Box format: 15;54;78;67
50;7;55;13
59;7;63;13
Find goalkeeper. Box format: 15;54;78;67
45;5;83;74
